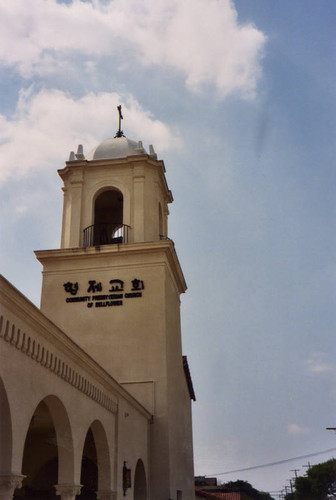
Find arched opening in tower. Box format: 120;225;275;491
94;189;124;245
15;401;58;499
78;428;98;500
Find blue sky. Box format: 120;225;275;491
0;0;335;496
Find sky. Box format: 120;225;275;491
0;0;335;496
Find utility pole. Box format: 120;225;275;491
303;461;311;474
291;468;300;478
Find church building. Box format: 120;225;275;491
0;112;196;500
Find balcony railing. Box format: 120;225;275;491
83;223;131;247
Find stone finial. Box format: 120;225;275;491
75;144;85;160
149;144;157;160
68;151;75;161
135;141;145;153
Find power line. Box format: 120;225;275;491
205;448;336;476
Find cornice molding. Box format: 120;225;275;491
58;155;172;203
35;240;187;294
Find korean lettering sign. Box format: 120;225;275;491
63;278;144;308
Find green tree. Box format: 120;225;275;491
258;492;274;500
293;459;336;500
284;493;295;500
308;459;336;499
222;480;275;500
295;476;313;500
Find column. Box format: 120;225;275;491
55;483;82;500
0;474;25;500
96;490;116;500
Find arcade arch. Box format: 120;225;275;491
79;428;97;500
133;459;147;500
78;420;111;499
16;401;58;498
14;395;74;499
0;377;12;475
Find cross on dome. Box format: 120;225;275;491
115;104;125;138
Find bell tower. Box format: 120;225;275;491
35;113;195;500
59;135;170;249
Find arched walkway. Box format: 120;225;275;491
16;400;58;498
133;459;147;500
14;395;74;499
79;428;98;500
78;420;111;499
90;420;111;492
44;395;75;484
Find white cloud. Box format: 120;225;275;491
287;423;310;436
0;88;179;185
0;0;266;99
306;352;334;374
138;0;266;98
14;205;29;214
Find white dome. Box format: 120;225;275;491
87;136;147;161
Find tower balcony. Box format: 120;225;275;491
83;223;131;247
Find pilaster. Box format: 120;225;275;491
58;163;85;249
133;165;145;242
68;173;84;248
60;186;70;248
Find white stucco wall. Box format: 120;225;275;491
0;275;151;500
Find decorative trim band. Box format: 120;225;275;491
0;314;117;414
